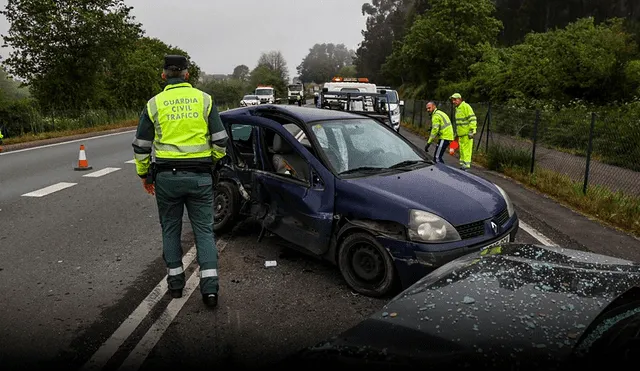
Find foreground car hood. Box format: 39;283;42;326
286;244;640;368
339;165;505;226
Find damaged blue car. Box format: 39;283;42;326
213;105;519;297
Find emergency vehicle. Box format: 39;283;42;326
321;77;377;111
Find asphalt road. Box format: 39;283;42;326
0;107;636;371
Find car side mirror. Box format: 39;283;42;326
399;100;405;106
310;169;324;189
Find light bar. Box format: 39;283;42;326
331;76;370;83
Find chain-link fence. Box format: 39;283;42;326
401;99;640;197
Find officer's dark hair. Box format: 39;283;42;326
163;69;188;79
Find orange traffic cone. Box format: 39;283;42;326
449;139;459;156
74;144;93;171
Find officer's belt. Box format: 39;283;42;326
155;163;212;174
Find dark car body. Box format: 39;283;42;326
280;243;640;370
214;105;519;296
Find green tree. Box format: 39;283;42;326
257;51;289;82
382;0;503;98
468;17;640;105
232;64;250;81
297;43;356;83
106;37;201;109
0;0;143;110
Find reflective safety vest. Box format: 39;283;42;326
454;101;477;136
146;83;226;161
428;109;455;143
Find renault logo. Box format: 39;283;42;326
491;221;499;235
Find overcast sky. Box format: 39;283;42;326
0;0;368;77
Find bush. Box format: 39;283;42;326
485;144;532;172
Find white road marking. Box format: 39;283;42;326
125;159;136;164
519;220;557;246
0;129;136;155
83;167;121;178
21;182;77;197
79;246;198;371
117;239;228;370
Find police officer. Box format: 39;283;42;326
0;124;5;153
450;93;477;170
424;101;454;164
132;55;228;308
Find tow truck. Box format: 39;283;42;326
318;87;395;130
320;77;377;109
255;85;275;104
287;83;304;105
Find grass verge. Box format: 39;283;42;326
402;122;640;238
3;120;137;145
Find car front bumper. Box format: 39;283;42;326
376;217;519;289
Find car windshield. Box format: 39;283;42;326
288;85;302;91
256;89;272;95
243;95;257;100
309;118;427;175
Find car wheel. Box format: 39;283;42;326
214;181;240;234
338;232;397;297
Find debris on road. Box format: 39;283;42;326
264;260;277;268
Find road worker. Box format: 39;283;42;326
424;101;454;164
132;55;228;308
450;93;477;170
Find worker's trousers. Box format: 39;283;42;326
155;170;219;295
458;135;473;169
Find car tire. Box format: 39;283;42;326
213;181;240;234
338;232;397;297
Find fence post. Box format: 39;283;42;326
530;110;540;174
583;112;596;195
486;102;492;153
418;100;424;129
411;100;417;126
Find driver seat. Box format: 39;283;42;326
272;135;309;181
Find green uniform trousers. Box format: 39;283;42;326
155;170;219;295
459;136;473;169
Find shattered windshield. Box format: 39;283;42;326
309;118;425;175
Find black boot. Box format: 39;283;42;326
170;289;183;299
202;293;218;308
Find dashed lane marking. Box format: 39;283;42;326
83;167;121;178
21;182;77;197
125;160;135;164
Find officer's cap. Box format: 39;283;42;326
164;55;189;71
450;93;462;99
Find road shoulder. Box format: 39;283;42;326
400;127;640;262
1;126;136;153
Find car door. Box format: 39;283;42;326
249;115;336;256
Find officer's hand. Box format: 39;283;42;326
141;178;155;196
424;144;431;152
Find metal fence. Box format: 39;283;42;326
402;99;640;197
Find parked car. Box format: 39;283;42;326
277;243;640;370
213;105;519;297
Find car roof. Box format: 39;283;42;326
220;105;367;123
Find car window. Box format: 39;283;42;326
231;124;252;141
229;123;257;169
310;118;424;175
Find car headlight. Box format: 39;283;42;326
494;184;515;217
408;210;461;243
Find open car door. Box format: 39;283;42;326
231;114;336;256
